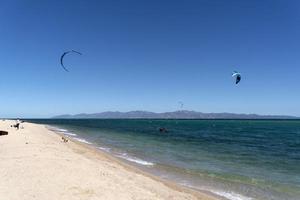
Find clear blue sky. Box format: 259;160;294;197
0;0;300;118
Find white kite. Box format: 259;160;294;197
232;71;241;84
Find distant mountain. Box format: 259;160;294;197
53;110;298;119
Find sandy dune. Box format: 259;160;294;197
0;120;218;200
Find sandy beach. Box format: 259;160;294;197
0;120;218;200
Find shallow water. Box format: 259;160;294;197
27;119;300;200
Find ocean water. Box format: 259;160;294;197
27;119;300;200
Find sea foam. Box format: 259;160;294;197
73;137;92;144
97;146;111;152
55;128;68;132
211;190;253;200
63;132;77;136
52;127;77;136
117;153;155;166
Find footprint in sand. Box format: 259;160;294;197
100;171;110;176
68;186;95;198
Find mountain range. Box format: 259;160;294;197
53;111;298;119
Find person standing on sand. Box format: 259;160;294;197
11;122;20;130
15;123;20;130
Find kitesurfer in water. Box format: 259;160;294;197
159;127;168;133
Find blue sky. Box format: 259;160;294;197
0;0;300;118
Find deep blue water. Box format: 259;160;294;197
27;119;300;200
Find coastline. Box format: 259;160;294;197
49;126;221;199
0;120;219;200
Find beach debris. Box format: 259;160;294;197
0;131;8;136
232;71;241;84
62;136;68;143
60;50;82;72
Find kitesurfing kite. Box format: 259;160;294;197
60;50;82;72
232;71;241;84
178;101;184;110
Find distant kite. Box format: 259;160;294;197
178;101;184;109
232;71;241;84
60;50;82;72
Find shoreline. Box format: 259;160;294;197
25;119;300;200
0;120;219;200
47;125;222;200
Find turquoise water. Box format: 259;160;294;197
27;119;300;200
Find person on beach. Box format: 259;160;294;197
11;123;20;130
15;123;20;130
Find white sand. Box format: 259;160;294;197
0;120;218;200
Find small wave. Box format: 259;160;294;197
48;126;77;136
209;190;253;200
63;132;77;136
117;154;154;166
56;128;68;132
73;138;92;144
52;127;77;136
180;183;252;200
97;147;111;152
